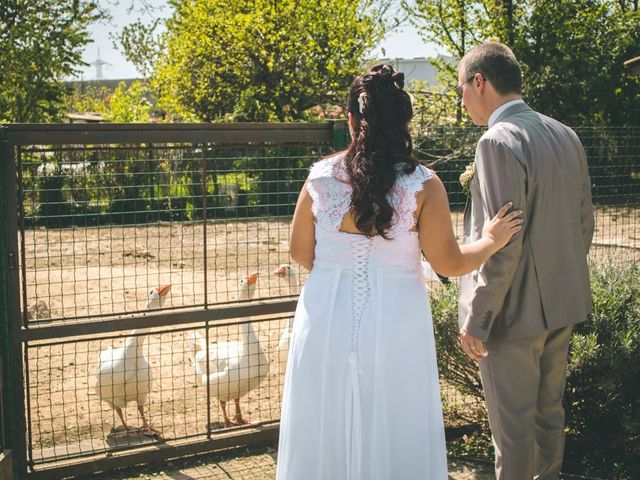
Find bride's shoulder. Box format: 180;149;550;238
308;152;346;181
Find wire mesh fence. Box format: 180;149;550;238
25;315;289;466
412;124;640;268
0;122;638;478
2;124;334;478
18;143;320;324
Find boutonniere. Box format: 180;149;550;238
460;161;475;196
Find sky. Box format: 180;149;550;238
74;2;443;81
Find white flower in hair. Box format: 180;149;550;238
357;92;368;114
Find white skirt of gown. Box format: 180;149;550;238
276;261;448;480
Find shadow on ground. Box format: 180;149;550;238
80;442;495;480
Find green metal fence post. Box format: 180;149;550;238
329;120;349;151
0;126;26;480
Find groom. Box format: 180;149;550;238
456;42;594;479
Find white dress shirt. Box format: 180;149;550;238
488;99;525;127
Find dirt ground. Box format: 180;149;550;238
79;442;495;480
19;206;639;469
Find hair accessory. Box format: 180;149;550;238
357;92;368;115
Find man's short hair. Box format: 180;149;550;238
460;42;522;95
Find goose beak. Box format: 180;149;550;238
273;265;287;276
157;285;172;297
246;273;258;286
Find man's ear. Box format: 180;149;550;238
476;73;492;96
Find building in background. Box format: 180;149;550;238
371;56;453;87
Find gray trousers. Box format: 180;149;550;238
479;326;573;480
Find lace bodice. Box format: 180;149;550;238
306;153;433;272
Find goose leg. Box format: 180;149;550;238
115;407;129;430
137;405;162;437
220;400;233;428
232;398;250;425
110;407;133;438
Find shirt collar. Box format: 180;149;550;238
488;99;525;127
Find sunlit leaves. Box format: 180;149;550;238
151;0;386;121
0;0;104;122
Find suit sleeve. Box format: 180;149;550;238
578;144;595;253
463;137;527;341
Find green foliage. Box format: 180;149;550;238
574;127;640;205
564;262;640;479
430;261;640;476
63;84;111;115
430;281;492;458
403;0;486;59
0;0;104;122
22;141;324;227
445;430;493;460
431;282;485;402
104;81;153;123
516;0;640;126
64;81;155;123
405;0;640;127
151;0;387;122
402;0;528;111
408;80;459;127
117;19;164;79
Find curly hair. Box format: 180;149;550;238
340;63;418;238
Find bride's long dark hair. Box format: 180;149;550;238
342;64;418;238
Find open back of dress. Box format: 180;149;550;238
276;153;448;480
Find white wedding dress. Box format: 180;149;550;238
276;153;448;480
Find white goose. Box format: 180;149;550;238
273;264;299;372
188;273;269;428
94;284;171;438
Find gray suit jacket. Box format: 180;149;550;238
458;102;595;341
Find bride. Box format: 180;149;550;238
276;64;522;479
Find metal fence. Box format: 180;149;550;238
0;122;638;479
413;125;640;267
0;123;340;479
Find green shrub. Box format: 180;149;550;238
564;262;640;479
431;282;490;459
431;262;640;477
431;282;485;403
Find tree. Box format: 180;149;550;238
0;0;104;123
403;0;484;60
516;0;640;126
117;19;164;79
404;0;640;126
64;83;111;115
149;0;389;122
402;0;487;122
105;81;153;122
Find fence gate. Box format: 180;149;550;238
2;122;637;480
0;122;347;479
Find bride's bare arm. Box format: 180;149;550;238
290;181;316;271
418;174;522;277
